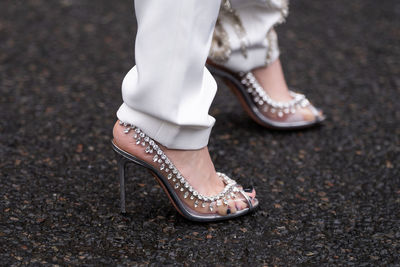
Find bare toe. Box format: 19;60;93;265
299;107;316;121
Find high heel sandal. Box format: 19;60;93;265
206;61;325;130
112;121;258;222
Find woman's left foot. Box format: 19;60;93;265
207;59;325;129
252;59;324;125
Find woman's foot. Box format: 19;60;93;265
252;59;324;123
113;121;257;216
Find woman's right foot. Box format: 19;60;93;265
113;120;258;217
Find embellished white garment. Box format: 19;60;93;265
209;0;289;72
118;0;290;149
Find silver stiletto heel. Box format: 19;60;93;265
112;121;259;222
116;153;128;214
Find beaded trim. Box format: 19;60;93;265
120;121;242;211
209;19;232;63
269;0;289;24
239;72;310;117
265;28;280;66
209;0;248;64
221;0;248;59
209;0;289;64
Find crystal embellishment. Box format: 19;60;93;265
120;122;244;211
239;72;310;117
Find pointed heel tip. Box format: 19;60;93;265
243;186;254;193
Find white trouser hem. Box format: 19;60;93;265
224;43;280;72
117;103;213;150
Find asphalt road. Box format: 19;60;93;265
0;0;399;265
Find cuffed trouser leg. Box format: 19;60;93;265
117;0;221;150
209;0;289;72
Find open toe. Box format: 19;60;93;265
206;61;325;129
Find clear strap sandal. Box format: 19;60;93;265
207;61;325;130
112;121;259;222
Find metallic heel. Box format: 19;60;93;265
116;153;128;214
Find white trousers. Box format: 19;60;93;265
117;0;288;149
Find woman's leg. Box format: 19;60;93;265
113;0;257;217
209;0;323;125
117;0;220;150
210;0;287;72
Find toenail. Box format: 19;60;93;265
244;186;254;193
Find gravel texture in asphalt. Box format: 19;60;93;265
1;0;399;265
